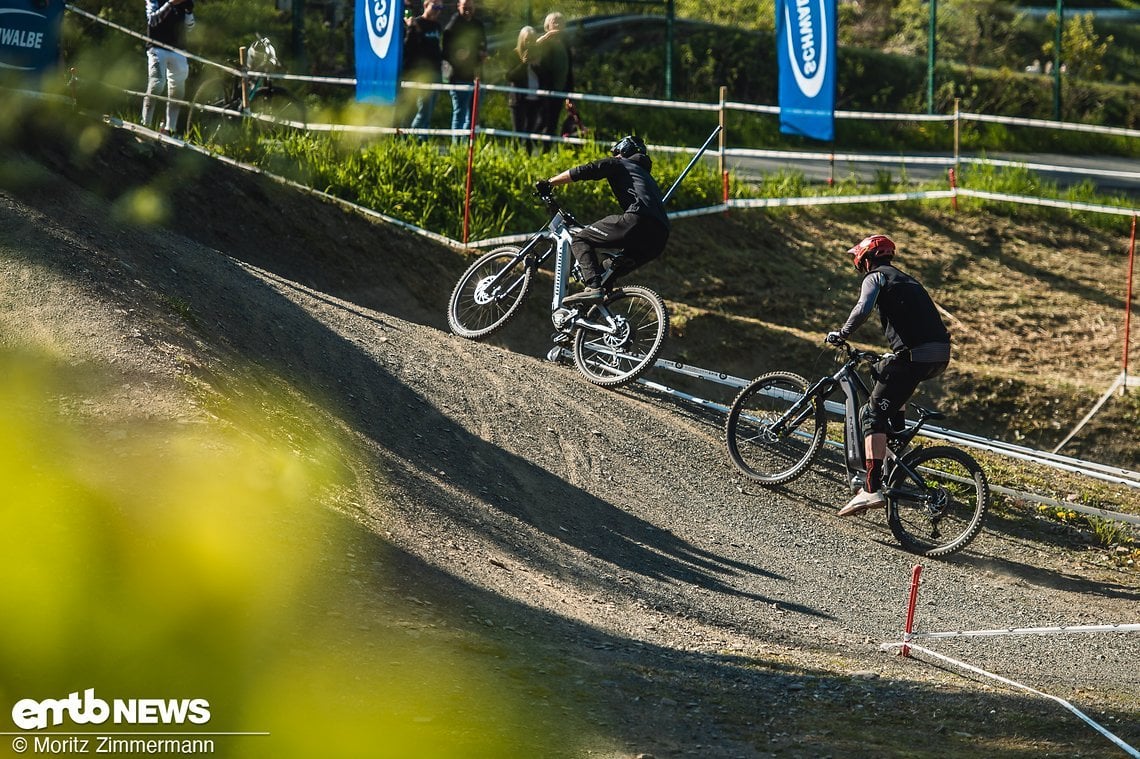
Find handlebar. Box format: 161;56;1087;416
825;335;892;365
533;184;579;227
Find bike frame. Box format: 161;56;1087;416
493;200;629;341
793;357;873;490
772;346;934;493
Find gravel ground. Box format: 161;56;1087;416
1;124;1137;758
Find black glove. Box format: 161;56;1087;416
825;331;843;345
534;179;552;196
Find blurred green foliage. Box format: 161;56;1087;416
0;343;584;756
58;0;1138;150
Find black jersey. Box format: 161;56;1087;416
839;264;950;359
568;154;669;230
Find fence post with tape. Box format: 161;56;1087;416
901;564;923;657
463;78;481;246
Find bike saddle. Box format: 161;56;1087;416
910;403;945;421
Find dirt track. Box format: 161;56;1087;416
2;123;1138;758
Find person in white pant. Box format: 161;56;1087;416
142;0;195;135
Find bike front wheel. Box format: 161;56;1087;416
447;246;534;339
186;76;235;142
886;445;989;557
250;86;306;132
725;372;826;485
572;285;667;388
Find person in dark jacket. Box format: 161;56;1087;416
532;11;572;148
402;0;444;139
535;135;670;305
826;234;952;517
441;0;486;136
505;25;540;148
142;0;195;135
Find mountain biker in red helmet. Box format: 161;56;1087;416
826;234;952;517
535;135;670;305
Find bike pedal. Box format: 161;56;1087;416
550;330;572;345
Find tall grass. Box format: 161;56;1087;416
201;120;1135;240
214;129;729;240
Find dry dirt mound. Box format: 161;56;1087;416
2;123;1138;757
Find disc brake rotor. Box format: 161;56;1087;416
603;317;633;350
473;275;500;305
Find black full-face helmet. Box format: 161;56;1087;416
610;135;648;158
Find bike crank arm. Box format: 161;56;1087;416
577;353;647;377
574;316;622;335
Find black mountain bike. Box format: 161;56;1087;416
447;188;668;388
724;338;989;557
185;36;305;142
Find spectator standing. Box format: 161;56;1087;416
402;0;444;139
142;0;195;135
442;0;487;137
534;12;573;147
505;25;540;149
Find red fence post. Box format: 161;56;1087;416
1124;215;1137;392
901;564;924;658
462;78;481;246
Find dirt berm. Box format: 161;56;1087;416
1;120;1137;758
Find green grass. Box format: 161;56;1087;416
190;120;1136;244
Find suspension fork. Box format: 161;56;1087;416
769;376;836;436
484;234;548;294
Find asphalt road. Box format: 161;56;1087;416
726;151;1140;198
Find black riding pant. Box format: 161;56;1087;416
570;212;669;286
861;354;948;436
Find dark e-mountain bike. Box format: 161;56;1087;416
724;337;989;557
447;188;668;388
186;36;305;141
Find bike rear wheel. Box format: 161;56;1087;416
447;246;534;339
571;285;667;388
725;372;826;485
886;445;989;557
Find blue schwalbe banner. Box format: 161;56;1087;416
355;0;403;104
0;0;64;74
776;0;837;142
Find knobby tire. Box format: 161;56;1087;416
186;76;234;141
886;445;989;557
571;285;668;388
447;246;534;339
725;372;826;485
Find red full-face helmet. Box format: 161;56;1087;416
848;234;896;273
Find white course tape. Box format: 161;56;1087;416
880;641;1140;758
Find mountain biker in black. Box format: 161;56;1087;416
535;135;670;305
826;234;952;517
